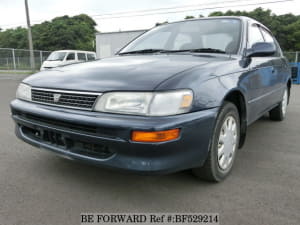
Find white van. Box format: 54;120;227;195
40;50;96;71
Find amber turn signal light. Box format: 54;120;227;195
131;129;180;143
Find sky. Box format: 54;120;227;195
0;0;299;32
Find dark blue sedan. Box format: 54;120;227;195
11;16;291;182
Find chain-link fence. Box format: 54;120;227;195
0;48;299;71
0;48;51;71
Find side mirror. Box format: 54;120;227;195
246;42;276;57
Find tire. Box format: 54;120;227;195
269;87;289;121
192;101;240;182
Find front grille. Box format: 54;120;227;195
25;113;97;134
31;89;100;110
22;126;115;159
13;110;123;139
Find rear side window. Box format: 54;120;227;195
248;24;264;48
87;54;96;61
78;53;87;61
66;53;75;60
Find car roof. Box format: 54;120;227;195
53;50;96;54
162;16;271;32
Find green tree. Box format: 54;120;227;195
208;7;300;51
0;14;97;51
155;21;168;26
185;16;195;20
0;27;27;49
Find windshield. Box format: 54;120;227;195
120;19;242;54
47;52;67;61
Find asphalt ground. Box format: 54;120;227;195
0;74;299;225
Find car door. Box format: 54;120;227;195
246;23;277;123
260;27;287;105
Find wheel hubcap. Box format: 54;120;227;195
282;89;288;116
217;116;238;171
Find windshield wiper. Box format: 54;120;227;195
188;48;226;54
160;48;226;54
119;49;165;55
119;48;227;55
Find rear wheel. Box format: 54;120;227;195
193;101;240;182
269;87;288;121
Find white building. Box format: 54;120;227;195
95;30;147;58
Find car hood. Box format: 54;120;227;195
41;60;64;69
25;54;230;92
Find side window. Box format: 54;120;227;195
78;53;87;61
248;24;264;48
66;53;75;61
260;28;274;43
87;54;96;61
260;28;280;56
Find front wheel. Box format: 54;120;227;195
269;87;289;121
193;102;240;182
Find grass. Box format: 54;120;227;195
0;70;36;75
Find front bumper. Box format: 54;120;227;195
11;99;218;174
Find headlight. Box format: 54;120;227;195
16;83;31;101
94;90;193;116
